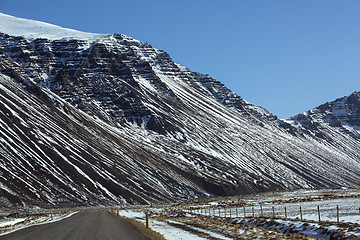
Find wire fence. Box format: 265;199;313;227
177;203;360;223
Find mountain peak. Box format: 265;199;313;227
290;91;360;134
0;12;107;41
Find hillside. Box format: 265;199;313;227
0;13;360;208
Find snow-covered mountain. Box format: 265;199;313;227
1;13;360;208
290;91;360;138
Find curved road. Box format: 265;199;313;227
0;211;150;240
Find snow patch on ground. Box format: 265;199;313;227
166;220;232;240
118;209;229;240
0;212;77;237
0;218;26;228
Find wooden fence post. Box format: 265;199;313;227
317;206;321;222
252;207;255;218
336;206;339;223
146;213;149;228
285;207;287;219
229;207;232;218
272;206;275;218
236;208;238;218
243;206;246;218
260;205;263;217
299;206;302;221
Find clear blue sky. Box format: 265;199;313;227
1;0;359;118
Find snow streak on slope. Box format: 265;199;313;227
0;72;211;207
0;13;360;208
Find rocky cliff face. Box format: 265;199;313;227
1;13;360;208
290;91;360;138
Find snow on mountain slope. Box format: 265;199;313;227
0;12;106;41
1;13;360;208
0;72;212;207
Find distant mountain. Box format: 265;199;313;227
1;13;360;208
289;91;360;138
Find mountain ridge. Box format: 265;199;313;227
289;91;360;139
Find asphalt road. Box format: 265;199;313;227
0;211;151;240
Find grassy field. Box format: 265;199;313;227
155;188;360;239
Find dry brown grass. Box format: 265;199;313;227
114;214;165;240
0;213;55;235
155;213;315;239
